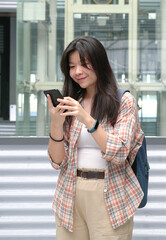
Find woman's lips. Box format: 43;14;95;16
77;77;86;82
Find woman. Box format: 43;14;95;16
47;36;144;240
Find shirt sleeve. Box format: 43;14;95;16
102;92;144;165
48;138;68;170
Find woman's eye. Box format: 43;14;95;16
85;62;92;69
69;65;74;69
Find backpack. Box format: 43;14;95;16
117;89;150;208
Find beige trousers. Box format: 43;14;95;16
55;177;133;240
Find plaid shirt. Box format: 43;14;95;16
49;92;144;232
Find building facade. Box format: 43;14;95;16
1;0;166;136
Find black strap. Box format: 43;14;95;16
118;89;130;100
112;89;130;127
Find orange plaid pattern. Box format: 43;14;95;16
49;92;144;232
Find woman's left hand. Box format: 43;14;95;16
57;97;107;153
57;97;89;124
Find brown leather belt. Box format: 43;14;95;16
77;169;105;179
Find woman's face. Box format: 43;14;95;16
68;50;97;92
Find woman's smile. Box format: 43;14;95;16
77;76;87;82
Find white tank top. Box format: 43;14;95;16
77;124;106;170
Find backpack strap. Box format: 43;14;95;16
118;89;130;100
112;89;130;127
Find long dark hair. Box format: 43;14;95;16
60;36;120;126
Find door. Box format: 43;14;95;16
0;17;10;120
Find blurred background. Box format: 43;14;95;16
0;0;166;137
0;0;166;240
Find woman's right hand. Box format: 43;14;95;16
47;94;66;126
47;94;66;165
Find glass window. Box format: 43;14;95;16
138;92;158;136
74;13;128;82
137;1;161;83
15;0;166;137
125;0;129;4
16;0;64;136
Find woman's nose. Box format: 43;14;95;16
75;65;83;74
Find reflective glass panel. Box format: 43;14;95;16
74;13;128;82
137;0;161;83
16;0;63;136
15;0;166;137
138;92;158;136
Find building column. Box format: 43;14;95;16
23;22;31;136
36;20;47;136
36;0;57;136
160;0;166;135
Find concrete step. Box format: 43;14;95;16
0;137;166;240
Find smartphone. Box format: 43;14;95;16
43;89;63;107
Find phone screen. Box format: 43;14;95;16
43;89;63;107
